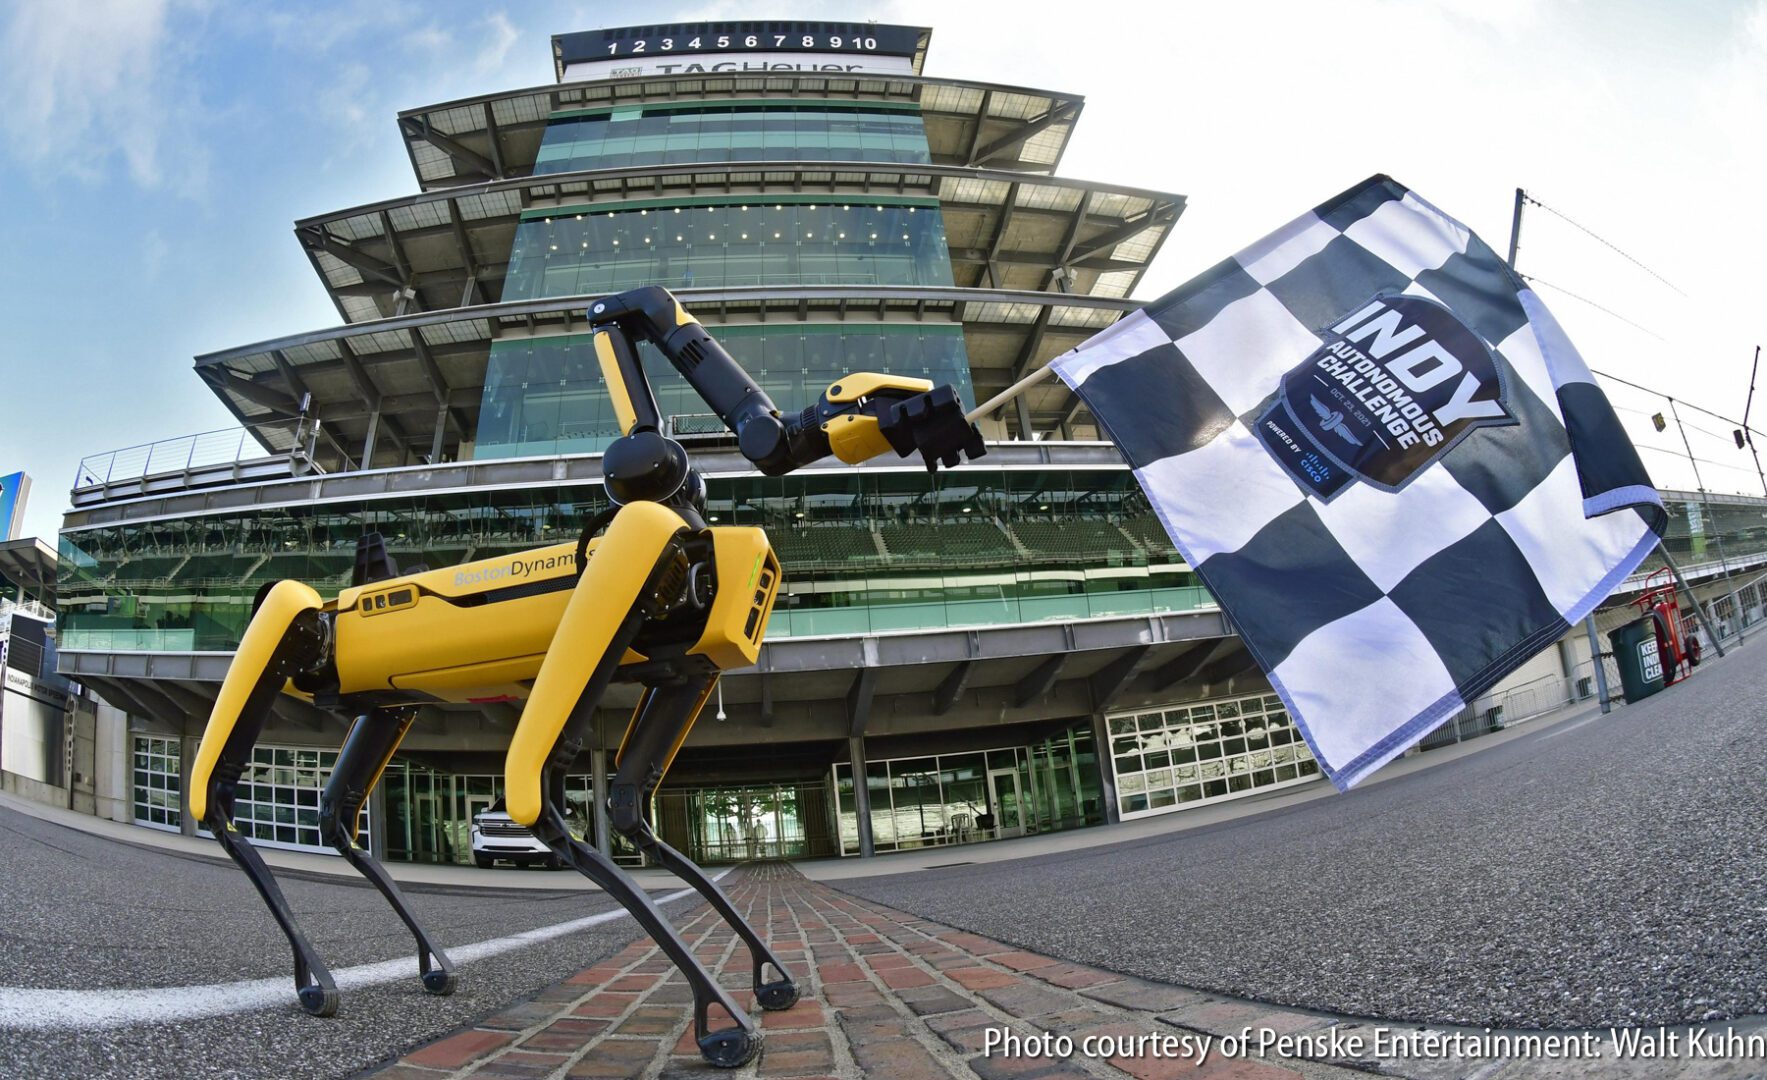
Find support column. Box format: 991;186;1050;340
1584;615;1611;715
367;780;389;860
361;409;380;466
1013;394;1035;442
429;404;448;463
1089;712;1121;825
178;733;199;837
591;748;612;857
847;735;875;858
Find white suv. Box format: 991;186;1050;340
470;798;575;869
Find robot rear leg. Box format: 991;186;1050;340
319;707;457;996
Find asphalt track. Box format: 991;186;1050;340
840;644;1767;1031
3;649;1762;1078
0;811;666;1079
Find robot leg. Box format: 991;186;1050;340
505;502;762;1068
318;707;457;996
610;676;799;1011
188;579;339;1016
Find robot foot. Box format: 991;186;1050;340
754;978;799;1011
698;1025;763;1068
297;983;339;1017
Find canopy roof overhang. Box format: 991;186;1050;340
192;286;1143;469
0;537;57;606
396;72;1084;191
295;161;1183;324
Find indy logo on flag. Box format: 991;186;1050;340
1254;294;1515;500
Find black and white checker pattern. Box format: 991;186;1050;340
1053;176;1665;790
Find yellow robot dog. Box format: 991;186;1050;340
188;285;986;1068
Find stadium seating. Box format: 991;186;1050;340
1009;520;1140;566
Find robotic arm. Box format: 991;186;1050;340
584;285;985;482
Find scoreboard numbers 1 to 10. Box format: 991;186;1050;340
609;35;882;55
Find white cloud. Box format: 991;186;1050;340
0;0;207;189
476;12;520;74
408;23;455;53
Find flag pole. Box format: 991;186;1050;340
966;364;1058;424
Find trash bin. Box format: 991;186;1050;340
1607;618;1665;703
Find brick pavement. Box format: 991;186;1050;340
366;864;1763;1080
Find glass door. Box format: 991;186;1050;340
986;768;1024;839
461;793;494;865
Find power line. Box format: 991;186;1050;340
1636;444;1758;475
1590;368;1767;439
1523;193;1687;297
1520;274;1664;340
1618;402;1754;445
1610;406;1738;446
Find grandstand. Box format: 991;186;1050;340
1008;519;1142;566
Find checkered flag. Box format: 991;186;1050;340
1054;175;1664;790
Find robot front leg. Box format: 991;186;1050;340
529;801;762;1067
610;677;800;1012
505;501;763;1068
188;580;340;1016
319;707;457;996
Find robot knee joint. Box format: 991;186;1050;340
607;785;646;838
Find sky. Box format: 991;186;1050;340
2;0;1765;544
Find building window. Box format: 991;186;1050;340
132;734;182;832
1107;692;1319;819
502;198;954;299
831;726;1101;855
534;101;932;172
476;323;972;458
214;745;368;853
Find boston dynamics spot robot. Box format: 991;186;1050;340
188;286;985;1067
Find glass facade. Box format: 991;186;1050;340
1659;496;1767;567
56;470;1198;653
1106;693;1320;820
380;765;633;866
476;324;972;457
132;734;182;831
504;197;954;296
652;781;837;864
831;725;1103;856
534;101;932;172
192;743;371;853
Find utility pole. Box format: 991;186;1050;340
1668;399;1745;646
1507;188;1526;269
1510;187;1611;709
1743;345;1767;498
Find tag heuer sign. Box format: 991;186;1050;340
1255;294;1515;500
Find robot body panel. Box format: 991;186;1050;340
325;522;778;703
332;544;578;701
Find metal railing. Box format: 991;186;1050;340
0;596;55;622
1419;672;1578;751
1702;566;1767;646
72;419;356;505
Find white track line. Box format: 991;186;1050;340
1537;714;1603;741
0;869;728;1031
